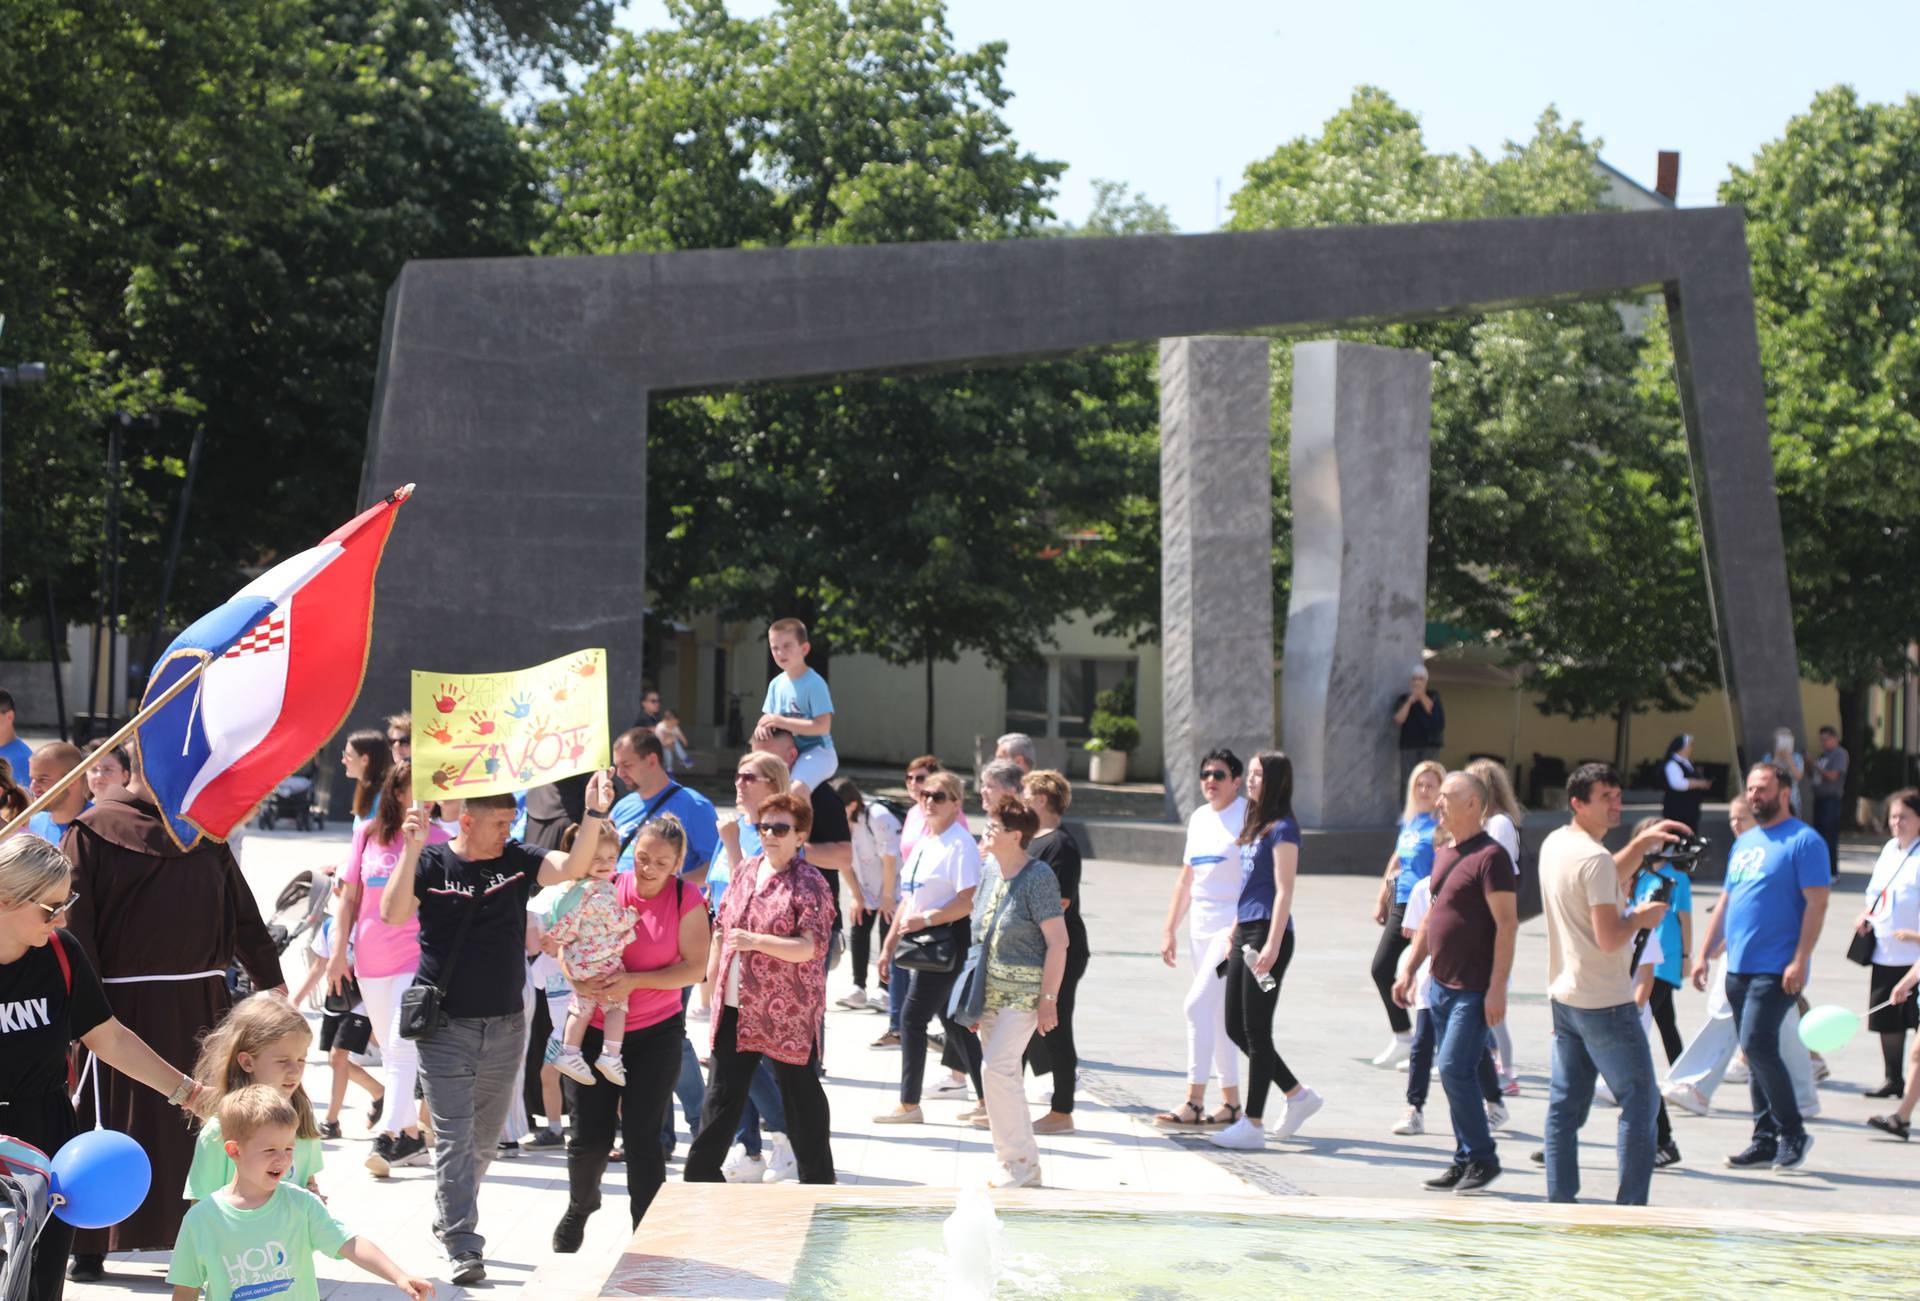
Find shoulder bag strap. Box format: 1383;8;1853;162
616;782;685;855
49;929;71;994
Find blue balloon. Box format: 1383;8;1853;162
50;1129;152;1229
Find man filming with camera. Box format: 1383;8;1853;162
1690;760;1830;1174
1538;763;1689;1204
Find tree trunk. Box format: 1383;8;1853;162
924;653;935;757
1836;681;1872;829
1612;703;1634;776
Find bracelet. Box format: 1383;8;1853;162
1041;993;1059;1002
167;1075;195;1107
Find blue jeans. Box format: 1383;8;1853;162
887;956;907;1033
1429;984;1496;1165
1545;1000;1658;1204
660;992;706;1155
1725;971;1805;1145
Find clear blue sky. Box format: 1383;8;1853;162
614;0;1919;231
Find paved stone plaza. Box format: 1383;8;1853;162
62;827;1919;1298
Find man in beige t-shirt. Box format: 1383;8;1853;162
1538;762;1682;1206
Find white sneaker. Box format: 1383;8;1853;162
1595;1079;1616;1107
836;989;869;1010
1393;1106;1424;1136
687;1004;712;1024
1664;1082;1710;1117
766;1132;797;1183
867;990;889;1013
1372;1034;1414;1069
1269;1087;1323;1141
550;1046;595;1085
721;1146;766;1184
931;1074;971;1096
594;1052;627;1086
1725;1056;1749;1084
991;1162;1042;1189
1208;1117;1267;1150
1486;1100;1510;1130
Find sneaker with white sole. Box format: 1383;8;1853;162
1725;1056;1749;1084
836;988;869;1010
1485;1100;1510;1130
1269;1087;1323;1140
1594;1079;1616;1106
722;1146;767;1183
931;1074;971;1096
551;1045;596;1085
1664;1082;1710;1117
766;1132;798;1183
867;990;889;1013
1372;1035;1414;1069
595;1052;627;1086
1392;1106;1425;1136
1208;1116;1267;1150
992;1163;1042;1189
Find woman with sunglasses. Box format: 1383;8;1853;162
875;769;983;1123
1155;748;1247;1129
0;834;207;1301
684;792;837;1185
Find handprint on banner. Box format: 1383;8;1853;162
483;754;501;777
424;722;452;745
567;739;587;765
569;656;597;678
505;693;532;720
528;713;554;738
517;764;537;783
469;710;496;736
430;763;458;790
434;684;466;713
549;676;571;703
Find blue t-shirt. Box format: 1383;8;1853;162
26;811;72;844
1236;817;1301;927
763;668;835;753
1723;819;1830;975
0;737;32;787
609;782;720;876
1394;813;1439;905
1633;864;1693;987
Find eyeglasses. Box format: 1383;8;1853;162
754;822;797;838
905;771;931;784
1199;769;1231;782
31;892;79;921
919;790;952;804
388;734;409;746
735;772;764;784
982;822;1004;837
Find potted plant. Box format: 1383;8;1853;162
1084;681;1140;784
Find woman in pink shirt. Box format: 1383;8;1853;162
329;762;448;1175
683;791;837;1187
551;811;712;1252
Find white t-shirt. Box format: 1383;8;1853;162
1184;797;1248;921
527;884;571;997
867;800;903;864
1402;876;1436;1010
1635;920;1664;1035
900;821;982;918
1486;813;1520;874
849;819;885;907
1866;838;1920;966
309;920;369;1018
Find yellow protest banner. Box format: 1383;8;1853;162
409;649;609;801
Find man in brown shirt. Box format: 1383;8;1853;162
1395;771;1516;1195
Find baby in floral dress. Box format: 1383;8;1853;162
543;823;639;1085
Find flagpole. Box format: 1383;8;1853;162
0;657;213;841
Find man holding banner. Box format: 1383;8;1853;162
380;772;615;1286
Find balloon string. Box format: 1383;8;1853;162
1864;996;1897;1017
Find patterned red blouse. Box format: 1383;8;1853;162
711;850;835;1065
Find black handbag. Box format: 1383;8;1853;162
1846;927;1878;968
399;887;481;1040
322;976;362;1016
895;922;959;973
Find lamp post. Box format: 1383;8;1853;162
0;346;51;620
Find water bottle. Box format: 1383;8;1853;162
1243;944;1277;993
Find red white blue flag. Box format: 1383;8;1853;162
135;486;412;849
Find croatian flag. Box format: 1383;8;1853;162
135;485;413;850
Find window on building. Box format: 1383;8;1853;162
1004;656;1136;741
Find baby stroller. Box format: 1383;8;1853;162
257;763;323;831
229;869;332;999
0;1137;53;1301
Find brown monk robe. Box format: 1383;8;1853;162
59;784;283;1254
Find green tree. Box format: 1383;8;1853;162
1657;87;1920;789
1222;89;1715;762
0;0;540;659
538;0;1158;746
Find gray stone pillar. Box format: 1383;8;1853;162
1282;341;1433;827
1160;337;1274;822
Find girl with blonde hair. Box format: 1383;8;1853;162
1369;759;1445;1068
185;993;326;1201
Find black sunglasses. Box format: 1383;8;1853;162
32;891;80;921
920;790;953;804
1199;768;1232;782
754;822;797;838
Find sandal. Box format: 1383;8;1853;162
1868;1114;1911;1141
1204;1103;1241;1128
1153;1100;1207;1128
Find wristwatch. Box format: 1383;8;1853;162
1040;993;1059;1003
167;1075;195;1107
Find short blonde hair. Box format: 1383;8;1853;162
736;751;791;808
1021;769;1072;815
218;1084;299;1145
0;835;70;909
923;770;964;804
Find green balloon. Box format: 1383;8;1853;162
1798;1004;1860;1054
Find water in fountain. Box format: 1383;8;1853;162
941;1186;1006;1300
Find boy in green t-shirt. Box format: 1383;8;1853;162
169;1086;432;1301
